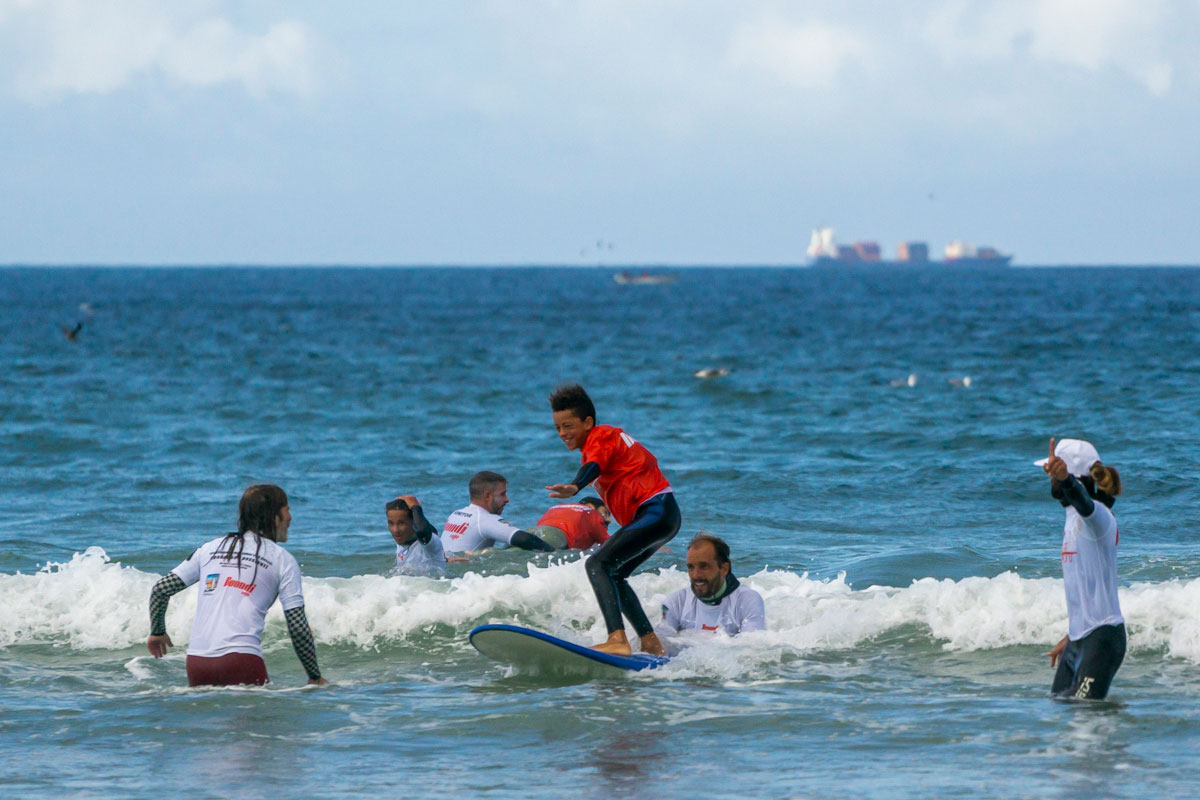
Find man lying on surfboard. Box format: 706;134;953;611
659;534;765;637
546;384;681;657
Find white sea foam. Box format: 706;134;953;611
3;547;1200;664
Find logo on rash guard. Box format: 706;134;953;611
701;624;719;631
224;576;257;596
444;521;468;539
204;574;219;592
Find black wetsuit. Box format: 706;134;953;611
585;491;681;636
1051;622;1127;700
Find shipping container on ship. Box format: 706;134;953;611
807;227;1012;267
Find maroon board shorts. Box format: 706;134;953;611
186;653;269;687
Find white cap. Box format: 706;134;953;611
1034;438;1101;478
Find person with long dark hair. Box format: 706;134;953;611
1038;438;1126;700
546;384;681;656
145;485;327;687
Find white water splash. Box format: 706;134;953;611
3;548;1199;664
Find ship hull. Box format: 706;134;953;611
809;255;1012;268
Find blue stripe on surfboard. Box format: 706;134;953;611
469;624;669;671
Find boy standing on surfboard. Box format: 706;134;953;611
546;384;681;656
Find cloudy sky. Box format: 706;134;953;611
2;0;1198;265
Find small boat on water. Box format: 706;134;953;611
613;271;677;285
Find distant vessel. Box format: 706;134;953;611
613;271;677;285
807;227;1013;267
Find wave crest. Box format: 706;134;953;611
3;548;1199;663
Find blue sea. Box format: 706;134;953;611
2;265;1198;798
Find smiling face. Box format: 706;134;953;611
553;409;594;451
686;540;730;599
387;508;414;546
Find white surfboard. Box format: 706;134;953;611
469;624;669;678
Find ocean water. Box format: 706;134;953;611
1;265;1199;798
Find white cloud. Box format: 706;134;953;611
1;0;316;100
726;18;872;90
922;0;1181;96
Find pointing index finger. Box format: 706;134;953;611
1048;437;1056;460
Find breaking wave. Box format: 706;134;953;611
3;547;1199;664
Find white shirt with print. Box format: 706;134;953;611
440;503;521;554
1061;501;1123;641
660;583;766;636
393;536;447;575
171;533;305;658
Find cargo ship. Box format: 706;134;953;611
807;227;1013;267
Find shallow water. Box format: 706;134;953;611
2;265;1198;797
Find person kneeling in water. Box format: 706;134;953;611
660;534;765;636
145;484;327;688
1038;438;1126;700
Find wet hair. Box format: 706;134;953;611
237;485;289;539
549;384;596;424
687;533;731;566
1090;463;1122;498
469;470;507;500
385;497;411;517
579;496;605;512
220;484;289;582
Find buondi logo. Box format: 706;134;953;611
224;576;257;596
204;574;220;592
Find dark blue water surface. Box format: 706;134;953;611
1;266;1198;798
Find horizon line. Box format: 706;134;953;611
3;261;1200;270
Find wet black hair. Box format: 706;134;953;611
549;384;596;424
578;496;605;512
687;533;731;566
220;484;289;583
385;497;411;517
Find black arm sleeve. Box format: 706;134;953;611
569;461;601;491
510;530;556;552
1057;475;1096;517
284;606;322;681
410;505;437;545
148;573;188;636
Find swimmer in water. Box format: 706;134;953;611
547;384;681;656
1038;438;1126;700
658;534;765;637
145;484;327;687
387;495;448;575
440;471;555;556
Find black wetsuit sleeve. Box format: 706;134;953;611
569;461;601;491
411;505;437;545
1057;475;1096;517
510;530;556;552
284;606;322;681
148;573;188;636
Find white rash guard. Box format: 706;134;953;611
1061;500;1124;641
660;583;766;636
440;503;522;554
393;536;447;575
171;533;305;658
